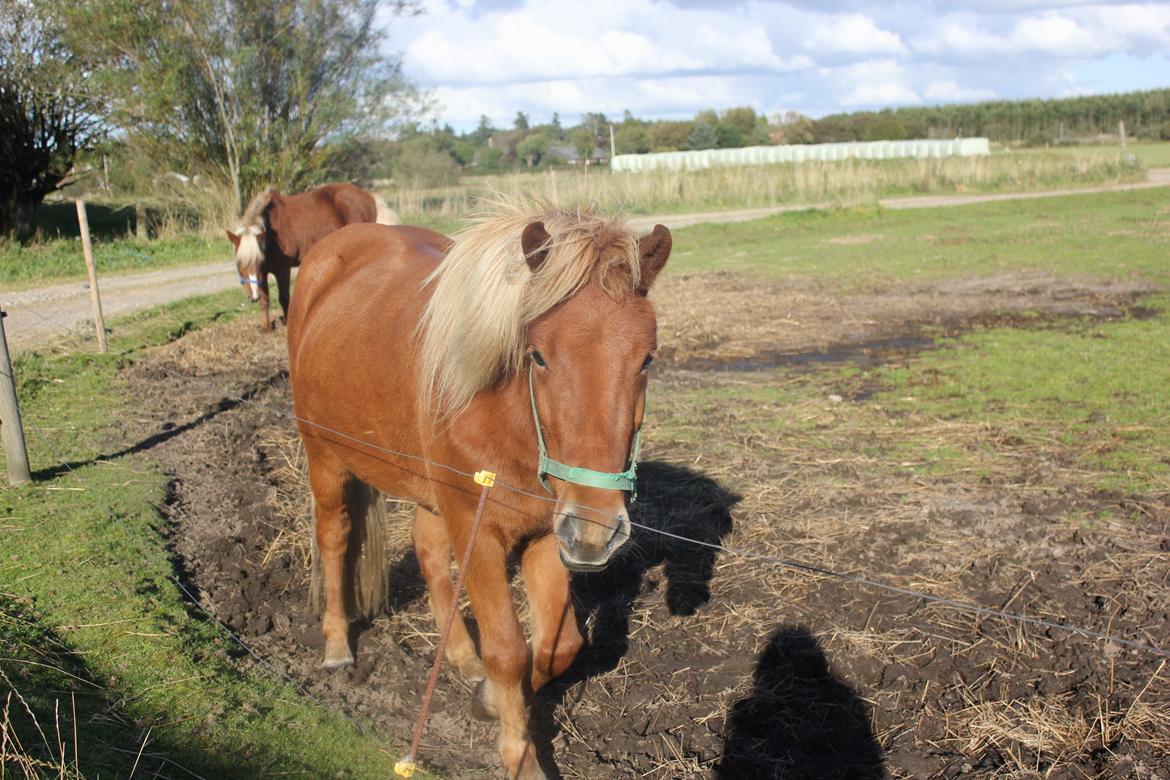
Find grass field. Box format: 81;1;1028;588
388;146;1153;220
2;186;1168;777
1031;140;1170;167
0;295;408;778
5;143;1165;291
672;187;1170;284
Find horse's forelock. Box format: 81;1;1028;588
235;231;263;270
419;201;639;417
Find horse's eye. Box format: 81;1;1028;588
641;353;655;371
531;350;546;368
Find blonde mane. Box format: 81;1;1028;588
230;186;277;271
419;198;641;416
238;186;277;231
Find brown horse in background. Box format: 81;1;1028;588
226;182;398;330
287;201;671;779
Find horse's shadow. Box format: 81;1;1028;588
717;626;884;779
528;460;739;771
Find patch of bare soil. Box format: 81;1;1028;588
129;274;1169;779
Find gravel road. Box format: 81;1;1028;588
4;168;1167;353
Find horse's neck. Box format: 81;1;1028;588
445;375;539;484
264;205;297;260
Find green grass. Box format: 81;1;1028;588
1028;140;1170;167
654;187;1170;496
653;296;1170;497
0;293;415;779
0;233;224;290
671;188;1170;286
871;299;1170;493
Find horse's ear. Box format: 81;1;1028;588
637;224;672;292
521;221;552;272
225;229;241;250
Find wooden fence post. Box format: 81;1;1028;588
0;309;32;485
75;199;108;353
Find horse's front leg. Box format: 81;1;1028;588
257;275;273;332
413;506;486;681
274;265;291;325
522;533;583;693
461;530;547;780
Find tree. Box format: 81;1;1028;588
614;124;651;155
721;107;757;137
393;136;459;186
571;127;595;161
687;121;719;150
516;132;550;167
65;0;425;210
514;111;529;131
472;114;494;145
862;113;907;141
771;111;814;144
649;121;692;151
716;124;746;148
0;0;105;239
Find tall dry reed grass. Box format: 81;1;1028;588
383;151;1144;220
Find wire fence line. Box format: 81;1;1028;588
14;304;1170;663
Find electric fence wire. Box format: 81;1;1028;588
13;303;1170;662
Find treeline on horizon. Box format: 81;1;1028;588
387;87;1170;184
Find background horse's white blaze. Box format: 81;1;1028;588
232;226;265;301
243;273;261;301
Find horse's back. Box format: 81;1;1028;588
272;184;383;264
319;183;378;225
288;223;448;370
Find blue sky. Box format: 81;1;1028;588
384;0;1170;131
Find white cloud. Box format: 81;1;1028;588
1010;13;1101;55
805;13;907;55
913;4;1170;58
924;80;998;101
401;0;807;87
840;82;921;107
386;1;1170;128
824;60;919;108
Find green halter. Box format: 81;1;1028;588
528;362;643;501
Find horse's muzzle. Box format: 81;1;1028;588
554;507;630;572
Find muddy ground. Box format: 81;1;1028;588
124;271;1169;779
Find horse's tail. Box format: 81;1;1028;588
309;479;389;617
373;194;399;226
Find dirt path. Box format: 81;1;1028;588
5;167;1168;353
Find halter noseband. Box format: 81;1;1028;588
528;362;643;501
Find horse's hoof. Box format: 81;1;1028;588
321;649;354;669
471;678;498;721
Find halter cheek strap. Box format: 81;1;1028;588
528;362;643;502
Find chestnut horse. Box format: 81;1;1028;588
226;182;398;331
287;202;671;779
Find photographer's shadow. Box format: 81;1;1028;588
717;626;885;779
